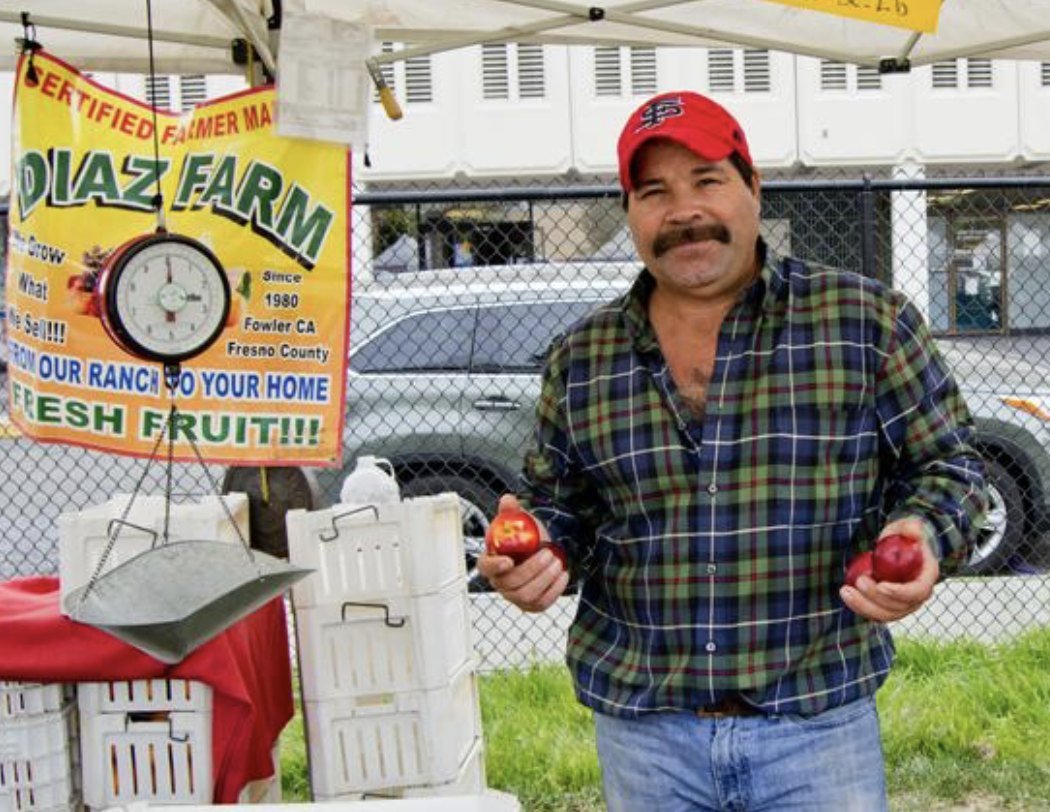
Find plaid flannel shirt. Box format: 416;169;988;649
521;254;987;718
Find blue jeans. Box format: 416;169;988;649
594;696;887;812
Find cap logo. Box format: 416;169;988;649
634;96;684;132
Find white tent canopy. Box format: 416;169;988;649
3;0;1050;79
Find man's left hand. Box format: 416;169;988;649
839;517;939;622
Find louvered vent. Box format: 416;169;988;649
743;50;770;92
630;48;657;95
820;61;847;91
708;49;735;93
483;44;510;99
518;44;546;99
595;46;622;96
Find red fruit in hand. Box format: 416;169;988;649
542;541;568;571
485;506;541;564
872;533;924;583
845;550;874;588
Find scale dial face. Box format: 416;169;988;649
99;233;231;363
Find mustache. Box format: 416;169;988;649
652;223;731;258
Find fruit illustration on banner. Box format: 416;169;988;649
485;505;542;564
67;244;113;317
226;269;251;327
872;533;924;583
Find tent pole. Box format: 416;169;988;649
485;0;882;66
0;11;230;51
372;0;681;66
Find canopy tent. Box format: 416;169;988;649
3;0;1050;82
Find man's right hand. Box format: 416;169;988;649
477;494;570;613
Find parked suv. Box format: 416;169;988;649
308;264;1050;588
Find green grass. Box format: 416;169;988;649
281;628;1050;810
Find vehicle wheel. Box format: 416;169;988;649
964;457;1024;575
400;474;500;592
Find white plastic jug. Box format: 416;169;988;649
339;455;400;505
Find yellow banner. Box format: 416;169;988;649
5;51;350;466
762;0;942;33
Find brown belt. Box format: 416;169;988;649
697;695;762;718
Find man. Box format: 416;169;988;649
478;90;987;811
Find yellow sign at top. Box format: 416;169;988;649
762;0;942;33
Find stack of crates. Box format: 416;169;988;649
56;493;279;807
76;679;213;809
287;493;484;801
58;493;250;615
0;681;81;812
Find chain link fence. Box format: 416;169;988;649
3;173;1050;668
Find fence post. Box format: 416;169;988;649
860;173;877;280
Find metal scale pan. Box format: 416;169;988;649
64;539;311;664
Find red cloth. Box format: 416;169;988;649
0;576;293;803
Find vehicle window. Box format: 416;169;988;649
351;307;476;372
472;301;600;372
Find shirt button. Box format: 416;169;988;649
706;563;718;575
705;641;717;653
707;483;718;495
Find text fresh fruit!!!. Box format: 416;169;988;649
485;507;541;564
872;533;924;583
844;550;874;588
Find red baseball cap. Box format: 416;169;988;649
617;91;753;192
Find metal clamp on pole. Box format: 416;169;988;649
366;57;403;121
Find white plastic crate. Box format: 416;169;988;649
0;684;74;720
59;494;249;613
400;738;484;798
0;705;81;812
78;681;212;809
304;663;482;796
295;577;473;701
122;789;522;811
78;709;211;808
287;493;464;606
77;680;211;716
319;738;486;802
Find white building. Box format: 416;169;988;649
2;45;1050;333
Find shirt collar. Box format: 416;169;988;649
620;237;783;352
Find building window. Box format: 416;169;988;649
932;59;959;88
932;58;993;89
820;60;881;92
743;50;771;92
594;46;622;96
518;45;546;99
482;44;546;100
404;56;433;103
1042;62;1050;86
820;60;847;90
630;48;657;95
967;58;993;88
482;44;510;99
708;49;771;93
708;49;735;92
179;75;207;111
594;46;656;97
373;42;433;104
856;65;882;91
144;75;172;110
